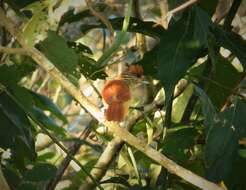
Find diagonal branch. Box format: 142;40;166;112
80;81;190;189
79;100;164;190
0;7;224;190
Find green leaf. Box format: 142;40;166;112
24;163;57;182
0;65;21;86
131;121;147;135
172;84;194;122
194;86;217;131
0;60;35;87
67;41;93;55
37;152;56;162
4;0;39;9
29;91;67;123
7;86;34;113
78;55;107;80
31;107;67;136
0;92;36;169
38;31;80;82
80;17;165;38
238;149;246;159
224;156;246;190
23;10;48;46
210;26;246;69
206;55;241;110
193;7;213;46
160;127;198;165
18;183;37;190
157;10;204;103
136;45;159;79
2;166;21;189
205;99;246;182
198;0;219;15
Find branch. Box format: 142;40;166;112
107;122;223;190
0;7;224;190
80;99;164;190
160;0;168;28
0;46;29;55
85;0;114;43
79;137;123;190
167;0;198;19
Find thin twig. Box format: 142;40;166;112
37;74;50;93
85;0;114;43
87;79;102;99
167;0;199;18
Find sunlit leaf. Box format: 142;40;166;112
23;10;48;46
